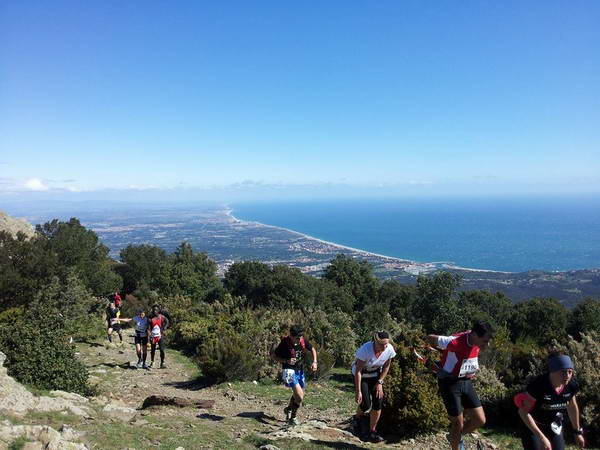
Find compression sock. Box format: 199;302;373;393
290;398;301;417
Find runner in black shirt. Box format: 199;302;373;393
515;354;585;449
271;325;318;425
106;301;124;343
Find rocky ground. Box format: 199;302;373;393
1;336;506;450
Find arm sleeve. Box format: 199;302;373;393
388;345;397;359
526;377;544;400
355;344;367;361
437;335;455;349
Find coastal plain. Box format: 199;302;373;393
20;204;600;306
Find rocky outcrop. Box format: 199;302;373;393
0;211;35;239
0;421;88;449
0;352;92;448
0;351;92;418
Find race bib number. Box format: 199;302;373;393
151;324;161;338
458;357;479;378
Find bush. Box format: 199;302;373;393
0;299;91;395
472;365;509;425
310;349;335;381
380;344;448;435
197;330;264;382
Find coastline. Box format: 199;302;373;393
224;206;511;275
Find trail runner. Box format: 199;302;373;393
112;291;122;308
122;309;150;369
106;301;124;344
271;325;318;425
426;321;494;450
515;353;585;449
351;331;396;443
148;304;169;369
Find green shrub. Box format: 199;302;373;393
380;344;448;435
0;299;91;395
472;365;510;425
310;348;335;381
196;330;264;382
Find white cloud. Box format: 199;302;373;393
24;178;49;191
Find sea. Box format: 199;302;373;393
232;196;600;273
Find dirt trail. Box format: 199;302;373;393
78;336;500;449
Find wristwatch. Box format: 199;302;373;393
377;379;384;385
574;428;584;435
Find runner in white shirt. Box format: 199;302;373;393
352;331;396;443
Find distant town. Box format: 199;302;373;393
19;204;600;307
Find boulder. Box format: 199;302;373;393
0;352;91;419
50;391;89;403
22;443;45;450
101;404;138;422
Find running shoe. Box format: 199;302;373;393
446;434;465;450
148;361;154;368
369;432;385;443
288;417;299;426
136;361;142;369
160;363;167;369
284;406;292;422
142;364;149;370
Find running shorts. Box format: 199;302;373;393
438;378;482;417
134;334;148;345
282;368;305;388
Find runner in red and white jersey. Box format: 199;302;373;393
437;331;481;379
426;321;494;450
148;304;169;369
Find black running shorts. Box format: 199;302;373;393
438;378;482;417
134;335;148;345
360;377;384;412
520;423;565;450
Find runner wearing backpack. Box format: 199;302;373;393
271;325;318;425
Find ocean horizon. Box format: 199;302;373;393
232;196;600;273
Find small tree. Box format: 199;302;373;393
510;298;568;345
411;272;463;334
568;298;600;339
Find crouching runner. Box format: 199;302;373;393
271;325;318;425
352;331;396;443
515;353;585;450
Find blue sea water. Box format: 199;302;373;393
232;196;600;273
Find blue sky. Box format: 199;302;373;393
1;1;599;201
